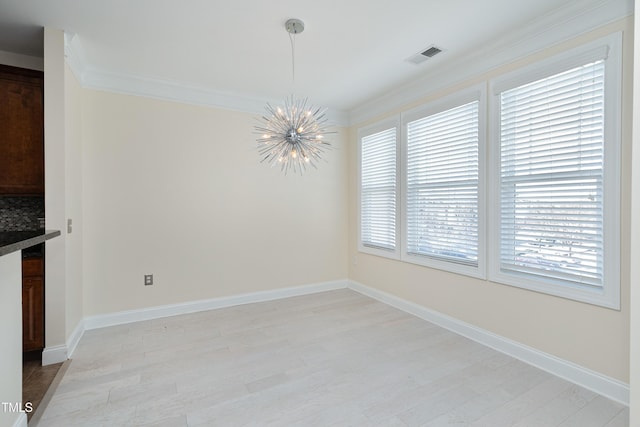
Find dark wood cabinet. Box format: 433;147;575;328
22;256;44;352
0;64;44;195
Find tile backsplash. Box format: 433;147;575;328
0;196;45;231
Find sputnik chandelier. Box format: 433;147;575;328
255;18;333;175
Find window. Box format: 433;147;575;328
490;34;621;308
358;120;399;258
356;34;621;308
402;89;485;277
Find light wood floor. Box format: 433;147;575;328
36;289;628;426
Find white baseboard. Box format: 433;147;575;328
41;319;85;364
59;278;629;406
83;280;348;330
42;344;68;366
347;280;630;406
12;413;27;427
66;319;85;358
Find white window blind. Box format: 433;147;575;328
499;60;605;287
406;101;479;265
360;127;397;252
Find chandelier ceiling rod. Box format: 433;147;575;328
286;18;304;91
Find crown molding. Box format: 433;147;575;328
0;49;43;71
61;0;630;129
63;32;86;81
63;36;349;127
348;0;633;126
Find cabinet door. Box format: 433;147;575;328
22;277;44;352
22;257;43;276
0;65;44;195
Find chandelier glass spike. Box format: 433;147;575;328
255;18;333;175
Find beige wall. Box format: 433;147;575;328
80;90;348;316
64;63;84;338
348;18;633;383
0;252;25;427
629;5;639;425
44;28;68;353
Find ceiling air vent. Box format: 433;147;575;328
407;45;444;65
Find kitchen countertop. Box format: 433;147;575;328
0;230;61;257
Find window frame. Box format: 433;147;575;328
488;33;622;309
357;117;401;260
401;85;487;279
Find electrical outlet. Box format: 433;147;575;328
144;274;153;286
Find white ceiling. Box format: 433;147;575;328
0;0;632;121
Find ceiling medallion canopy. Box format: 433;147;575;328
254;18;333;175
